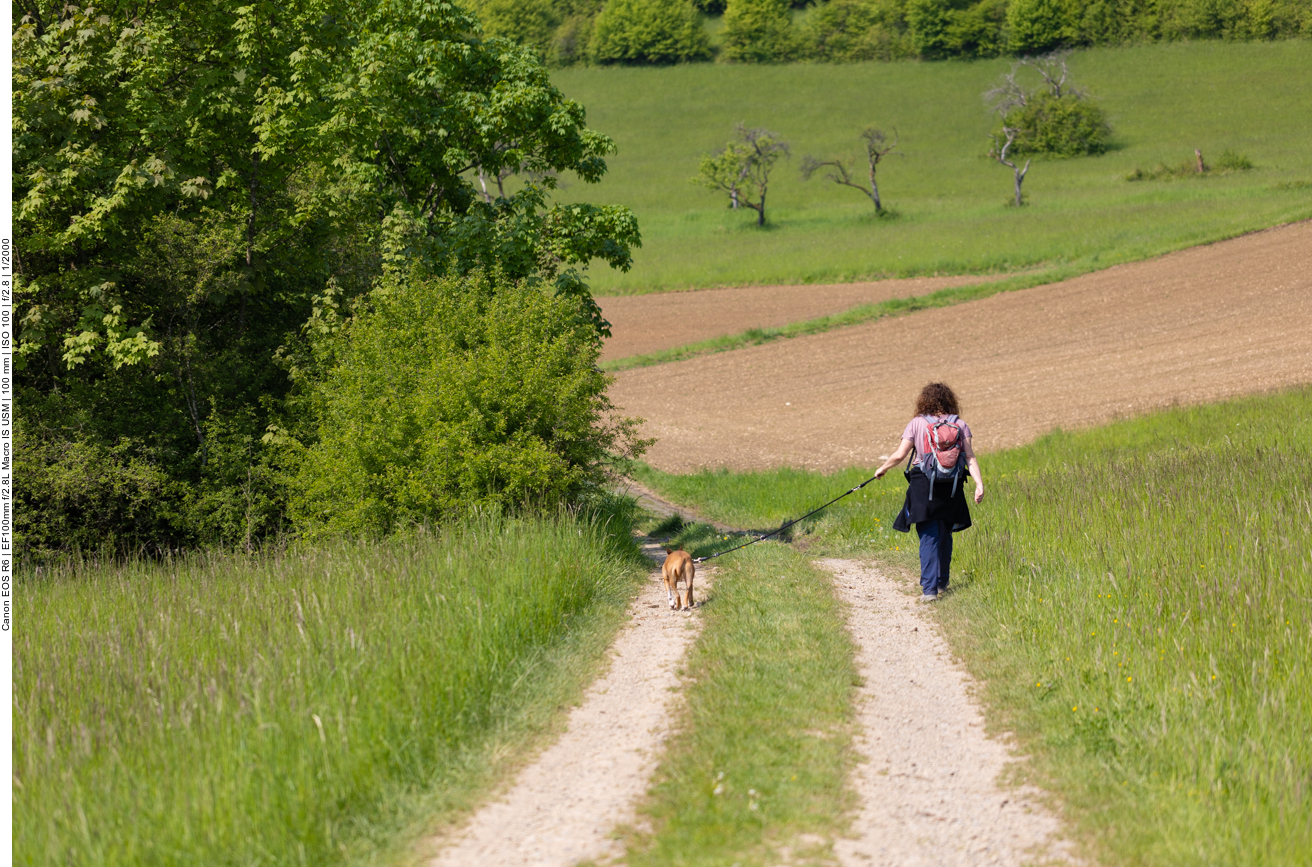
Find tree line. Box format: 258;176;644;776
468;0;1312;67
13;0;648;556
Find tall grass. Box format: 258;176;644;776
635;386;1312;865
946;389;1312;865
14;508;646;866
554;41;1312;293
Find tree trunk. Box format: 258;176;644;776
869;165;882;213
1013;159;1030;206
1195;148;1206;174
756;191;766;226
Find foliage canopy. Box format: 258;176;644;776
292;272;650;537
13;0;640;551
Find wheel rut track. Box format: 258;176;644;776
425;540;710;867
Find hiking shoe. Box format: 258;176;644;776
918;593;938;603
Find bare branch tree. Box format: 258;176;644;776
990;126;1031;207
985;49;1084;118
695;124;790;227
802;126;898;213
984;67;1030;117
1020;49;1084;100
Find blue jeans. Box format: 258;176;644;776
916;520;953;596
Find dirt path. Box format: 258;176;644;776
426;543;705;867
598;273;1011;363
613;478;739;533
821;559;1075;866
609;220;1312;472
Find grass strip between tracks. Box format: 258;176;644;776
14;507;649;867
633;386;1312;866
601;265;1081;373
622;519;859;867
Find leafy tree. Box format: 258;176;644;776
695;125;790;226
722;0;802;62
804;0;916;62
985;51;1111;157
13;0;640;550
469;0;566;58
1006;0;1074;54
590;0;713;64
292;271;650;537
802;127;899;213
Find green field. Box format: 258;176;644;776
635;386;1312;865
554;41;1312;294
14;509;646;867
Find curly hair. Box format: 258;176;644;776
914;382;960;417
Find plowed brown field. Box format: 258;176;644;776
598;274;1009;363
609;221;1312;473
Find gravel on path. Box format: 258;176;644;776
821;559;1075;867
609;220;1312;472
425;543;706;867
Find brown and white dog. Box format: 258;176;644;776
661;547;696;611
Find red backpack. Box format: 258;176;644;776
906;415;966;500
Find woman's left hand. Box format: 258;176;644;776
974;485;985;504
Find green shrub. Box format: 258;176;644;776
291;272;649;537
907;0;1006;58
804;0;917;61
471;0;565;57
722;0;803;62
906;0;956;58
1126;147;1254;181
1215;147;1254;170
999;91;1111;156
1006;0;1075;54
590;0;712;64
15;429;192;558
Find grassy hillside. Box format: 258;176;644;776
634;386;1312;865
14;510;647;866
555;41;1312;293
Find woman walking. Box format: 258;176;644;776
873;383;985;602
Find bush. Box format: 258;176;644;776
291;272;649;537
1000;91;1111;156
804;0;917;62
471;0;565;57
1006;0;1075;54
15;429;192;559
591;0;712;64
907;0;1006;59
722;0;803;62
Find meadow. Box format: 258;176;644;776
14;509;647;866
634;386;1312;865
555;41;1312;293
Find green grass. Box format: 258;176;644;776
626;532;858;867
553;41;1312;294
14;508;647;867
634;386;1312;865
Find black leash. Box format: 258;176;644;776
693;472;881;564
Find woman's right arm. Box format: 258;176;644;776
874;438;914;479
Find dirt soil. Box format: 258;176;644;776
425;543;706;867
598;274;1009;363
822;559;1075;866
609;221;1312;473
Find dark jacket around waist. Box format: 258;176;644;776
892;466;972;533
